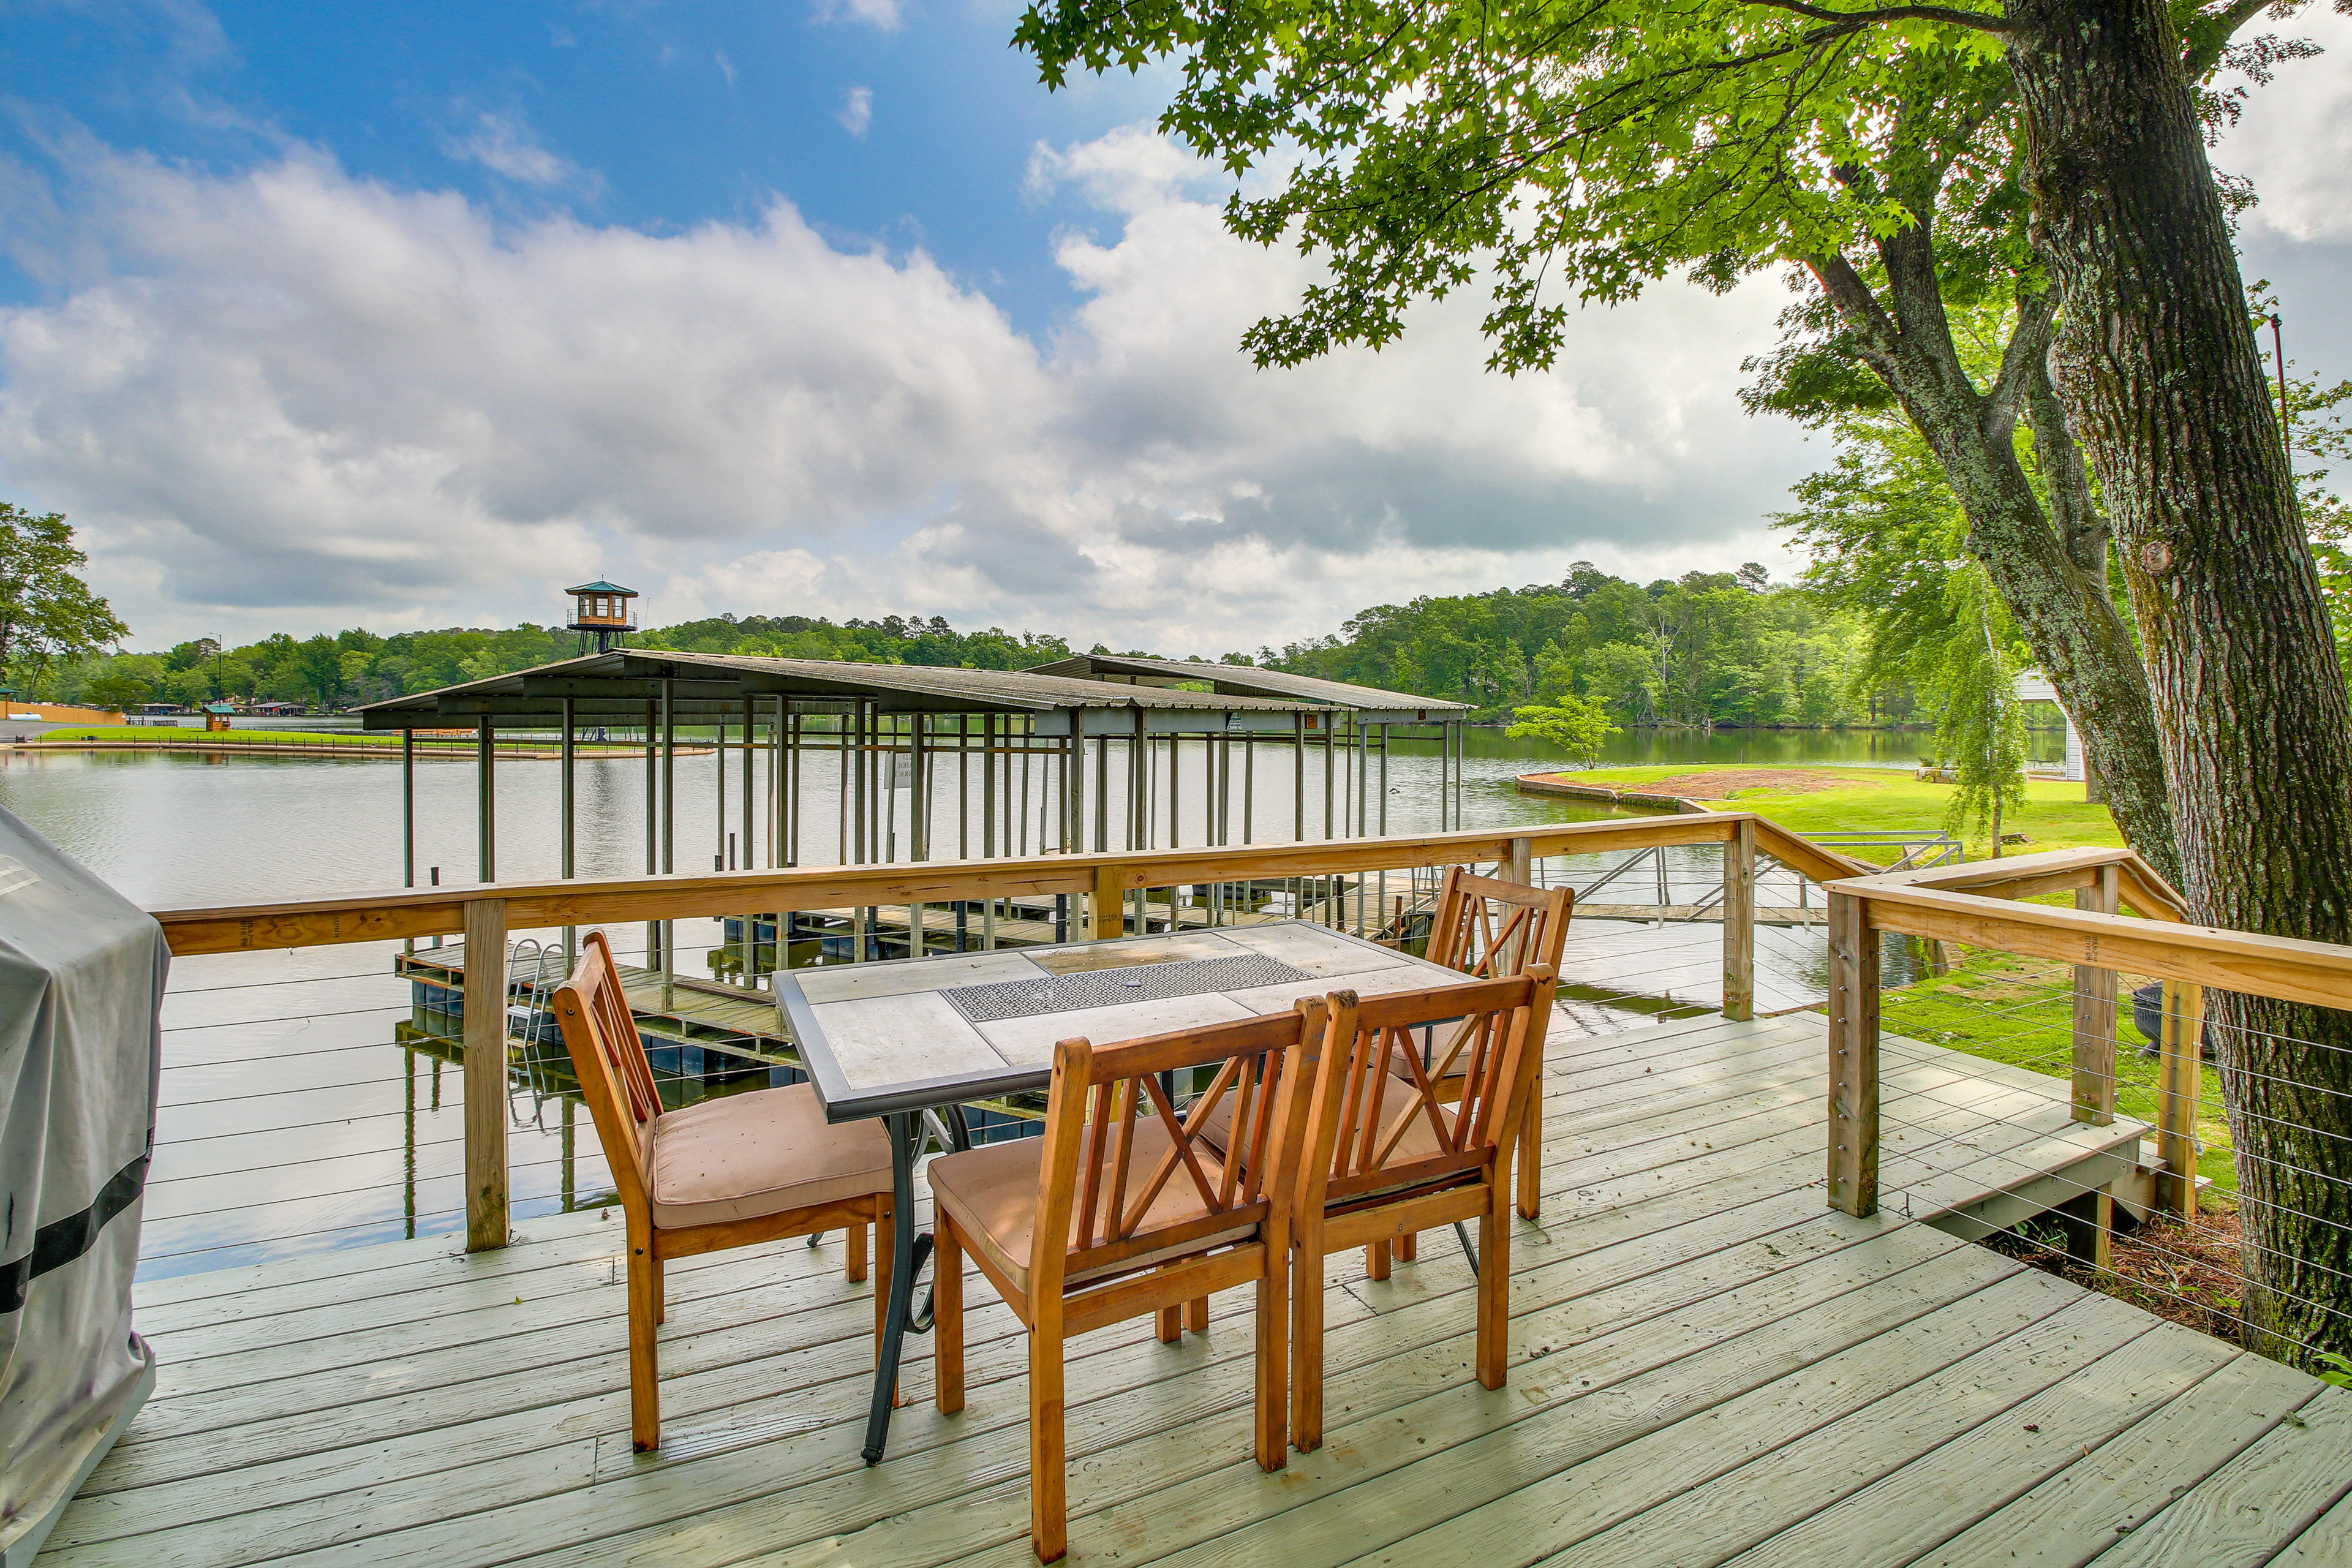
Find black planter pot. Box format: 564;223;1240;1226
2132;982;2214;1058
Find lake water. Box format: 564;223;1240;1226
0;726;1970;1276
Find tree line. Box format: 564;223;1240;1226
1253;564;1904;729
21;608;1072;715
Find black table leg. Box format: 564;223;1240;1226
862;1110;921;1464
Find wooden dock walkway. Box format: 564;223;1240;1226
51;1013;2350;1568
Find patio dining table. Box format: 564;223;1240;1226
775;918;1484;1463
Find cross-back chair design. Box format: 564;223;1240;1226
928;997;1341;1562
1293;967;1556;1451
552;930;896;1453
1398;865;1573;1234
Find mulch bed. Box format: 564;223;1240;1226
1986;1204;2250;1344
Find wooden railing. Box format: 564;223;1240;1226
150;812;1869;1252
1823;845;2259;1224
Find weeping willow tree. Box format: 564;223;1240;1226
1931;566;2032;857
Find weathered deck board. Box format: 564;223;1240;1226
47;1014;2342;1568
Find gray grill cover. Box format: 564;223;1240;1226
0;807;164;1564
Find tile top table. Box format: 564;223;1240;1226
773;920;1479;1466
778;920;1480;1125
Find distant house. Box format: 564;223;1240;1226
247;700;307;718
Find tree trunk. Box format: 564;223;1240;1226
1806;254;2182;887
2012;0;2352;1363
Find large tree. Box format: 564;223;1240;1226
0;503;128;695
1016;0;2352;1360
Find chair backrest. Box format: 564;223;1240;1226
1303;968;1557;1215
1030;997;1343;1300
551;931;662;1219
1425;866;1574;980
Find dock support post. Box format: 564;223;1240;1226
1826;889;1880;1217
464;895;510;1251
644;701;658;974
983;715;997;859
2071;863;2120;1126
1294;715;1306;842
2157;979;2205;1218
1722;816;1755;1022
660;680;674;1008
560;696;576;968
402;729;416;956
476;721;496;883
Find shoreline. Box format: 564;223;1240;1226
3;736;705;760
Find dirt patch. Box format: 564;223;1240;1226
1623;767;1893;800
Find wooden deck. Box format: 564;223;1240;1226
52;1013;2351;1568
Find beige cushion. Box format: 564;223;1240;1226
649;1083;893;1229
929;1119;1256;1296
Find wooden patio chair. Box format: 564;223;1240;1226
1292;968;1556;1451
551;930;896;1453
927;997;1343;1562
1386;865;1573;1250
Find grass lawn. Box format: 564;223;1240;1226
1877;948;2236;1193
1532;763;2125;861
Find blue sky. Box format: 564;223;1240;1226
2;2;2346;654
1;0;1161;331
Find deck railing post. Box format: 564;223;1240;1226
1722;817;1756;1022
1826;888;1879;1217
464;895;510;1251
2157;978;2205;1219
1092;862;1123;941
2071;862;2120;1125
1505;835;1532;886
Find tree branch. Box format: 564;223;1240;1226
2182;1;2272;78
1989;289;2056;420
1802;252;1901;369
1736;0;2010;34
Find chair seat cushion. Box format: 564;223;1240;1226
929;1120;1255;1297
650;1083;893;1229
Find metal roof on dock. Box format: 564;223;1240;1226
354;649;1331;729
1025;652;1469;719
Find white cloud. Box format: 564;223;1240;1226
440;107;586;190
0;132;1814;653
2217;6;2352;243
837;86;873;140
812;0;903;32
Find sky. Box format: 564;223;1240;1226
1;2;2347;657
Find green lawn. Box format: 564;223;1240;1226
1534;763;2125;861
1877;948;2236;1193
